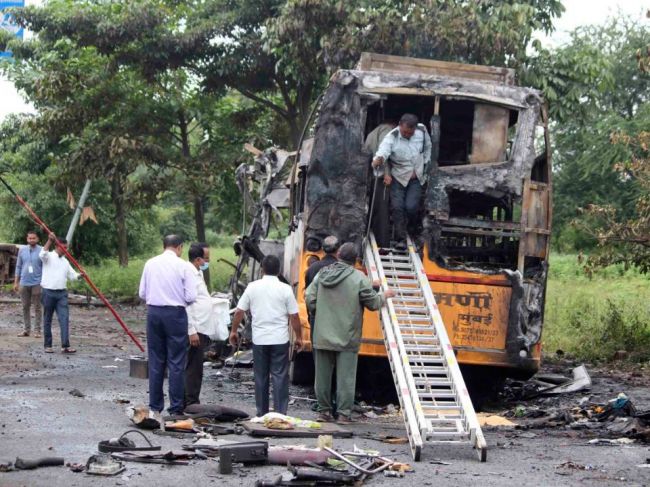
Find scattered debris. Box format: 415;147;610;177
126;405;159;430
225;349;254;367
164;418;196;432
66;462;85;473
429;459;452;465
588;438;635;445
360;433;409;444
98;430;160;453
505;365;592;400
85;454;125;476
556;461;597;471
477;413;515;427
243;417;352;439
13;456;65;470
268;446;334;466
218;441;268;474
183;403;249;422
129;356;149;379
111;450;198;465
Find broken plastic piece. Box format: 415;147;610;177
85;454;125;476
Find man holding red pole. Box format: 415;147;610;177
40;233;79;353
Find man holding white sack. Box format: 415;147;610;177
184;243;217;407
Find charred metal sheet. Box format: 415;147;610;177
505;265;547;353
305;72;370;249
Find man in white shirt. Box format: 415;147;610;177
184;244;213;407
39;234;79;354
230;255;303;416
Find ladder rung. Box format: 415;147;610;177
380;255;410;261
417;392;458;400
394;305;428;313
409;363;445;373
426;433;470;440
396;317;431;324
393;288;423;295
386;279;419;285
382;262;414;270
414;380;452;387
427;417;465;424
392;296;425;303
383;270;416;277
421;405;462;411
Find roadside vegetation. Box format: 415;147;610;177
544;255;650;363
68;241;236;299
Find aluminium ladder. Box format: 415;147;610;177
364;232;487;462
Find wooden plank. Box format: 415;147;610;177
446;217;519;231
441;226;520;238
356;52;515;85
241;421;353;438
470;104;509;163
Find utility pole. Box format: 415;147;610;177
65;179;91;244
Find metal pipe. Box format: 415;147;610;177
0;175;145;352
65;179;91;244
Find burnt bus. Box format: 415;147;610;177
281;53;552;397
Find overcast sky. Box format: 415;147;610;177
0;0;648;121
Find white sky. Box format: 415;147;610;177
0;0;648;122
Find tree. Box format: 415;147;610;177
198;0;564;146
522;18;650;250
0;115;157;262
575;111;650;272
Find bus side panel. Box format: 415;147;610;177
429;281;511;351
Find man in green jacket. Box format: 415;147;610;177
305;242;394;423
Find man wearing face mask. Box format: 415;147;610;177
184;243;212;407
139;235;197;420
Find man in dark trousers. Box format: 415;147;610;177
230;255;303;417
139;235;197;421
184;244;212;407
305;243;394;424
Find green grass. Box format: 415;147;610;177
543;254;650;363
69;244;236;299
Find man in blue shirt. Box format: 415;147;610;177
13;230;43;337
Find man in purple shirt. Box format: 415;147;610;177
139;235;197;417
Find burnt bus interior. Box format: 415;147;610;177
364;93;549;274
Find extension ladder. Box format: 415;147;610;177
364;232;487;462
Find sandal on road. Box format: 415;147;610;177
44;347;54;353
62;348;77;354
17;331;30;337
34;333;42;338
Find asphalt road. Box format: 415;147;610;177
0;298;648;486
